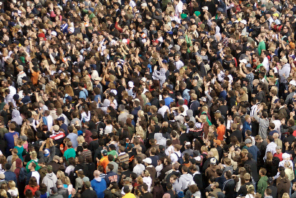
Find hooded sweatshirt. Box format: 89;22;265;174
152;68;166;86
91;177;107;198
42;172;57;193
257;175;268;197
179;173;193;191
84;130;93;144
11;109;22;126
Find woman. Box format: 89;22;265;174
75;136;85;155
142;170;152;192
245;185;255;198
24;177;39;196
62;177;73;198
14;138;24;161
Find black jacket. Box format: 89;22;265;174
81;189;98;198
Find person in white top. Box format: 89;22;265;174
264;136;277;161
175;54;184;70
170;144;182;163
158;100;169;118
7;81;16;96
16;65;27;87
133;157;145;176
28;162;41;185
174;0;183;19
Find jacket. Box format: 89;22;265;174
4;171;17;184
254;112;269;140
257;175;268;197
57;187;69;198
49;193;63;198
179;173;193;191
91;177;107;198
105;171;118;186
81;189;98;198
42;172;57;193
276;176;291;198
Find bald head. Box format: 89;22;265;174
94;170;100;177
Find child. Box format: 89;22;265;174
8;181;19;198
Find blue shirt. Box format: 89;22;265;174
164;96;174;107
4;131;19;153
67;133;78;148
219;90;227;100
79;89;88;99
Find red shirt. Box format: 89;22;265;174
274;153;283;161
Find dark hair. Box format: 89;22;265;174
29;177;38;187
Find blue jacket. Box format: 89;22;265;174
91;177;107;198
4;171;17;185
164;97;174;107
242;121;252;137
182;89;190;102
131;106;141;122
247;146;259;161
105;171;118;186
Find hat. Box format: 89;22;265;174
47;165;53;172
151;117;158;124
240;20;247;25
202;6;208;10
276;146;282;149
17;65;23;71
185;142;191;146
83;177;90;182
213;139;221;146
217;7;224;12
210;158;217;164
240;59;248;64
143;158;152;164
66;96;72;102
181;13;187;19
57;117;64;122
44;149;50;157
152;40;159;44
94;76;102;81
0;174;4;180
141;77;147;82
273;13;279;17
200;97;206;102
178;191;184;198
123;177;132;182
141;2;147;7
101;150;108;156
245;139;252;144
53;125;59;132
51;187;58;193
51;31;57;37
282;153;290;159
128;81;134;88
194;11;201;17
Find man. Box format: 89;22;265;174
81;181;98;198
39;138;56;164
133;157;145;176
205;158;218;180
244;138;259;161
257;168;268;197
79;82;88;99
50;125;66;146
91;170;107;198
66;126;78;148
264;136;277;161
63;141;76;160
42;165;57;193
16;65;27;87
118;146;129;165
179;166;193;191
4;164;17;184
276;167;291;198
222;171;235;198
4;123;19;156
57;180;69;198
105;164;118;186
57;117;67;135
254;105;269;140
49;187;63;198
141;183;153;198
98;150;109;173
118;104;129;124
26;162;40;185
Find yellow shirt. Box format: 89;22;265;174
123;192;136;198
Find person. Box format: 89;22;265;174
24;177;39;196
42;165;57;193
4;123;19;156
91;170;107;198
122;185;136;198
257;168;268;197
81;181;97;198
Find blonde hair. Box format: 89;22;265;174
63;177;71;185
0;189;7;198
210;148;219;161
30;151;37;160
57;170;66;180
282;193;289;198
8;181;16;188
144;170;150;177
77;136;85;144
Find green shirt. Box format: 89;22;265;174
107;150;118;159
258;41;266;56
64;148;76;160
26;159;40;173
14;145;24;161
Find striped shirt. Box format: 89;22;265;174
118;152;129;164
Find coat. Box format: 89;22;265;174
276;176;291;198
257;175;268;197
91;177;107;198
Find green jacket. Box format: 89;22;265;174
257;175;268;197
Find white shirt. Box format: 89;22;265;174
175;1;183;18
158;105;169;118
165;145;175;156
17;72;26;86
8;86;16;96
262;57;269;73
143;176;152;192
32;170;40;185
264;142;277;160
170;151;181;163
175;60;184;70
133;164;145;176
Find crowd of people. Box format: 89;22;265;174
1;0;296;197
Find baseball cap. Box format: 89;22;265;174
44;149;50;157
143;158;152;164
53;125;59;132
210;158;217;164
101;150;108;156
245;139;252;144
199;97;206;102
57;117;64;121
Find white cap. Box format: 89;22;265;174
141;77;147;82
240;20;247;25
282;153;290;159
202;6;208;10
240;59;247;64
143;158;152;164
128;81;134;88
210;158;217;164
185;142;191;146
51;31;57;37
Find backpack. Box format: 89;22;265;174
17;167;27;182
174;152;183;164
